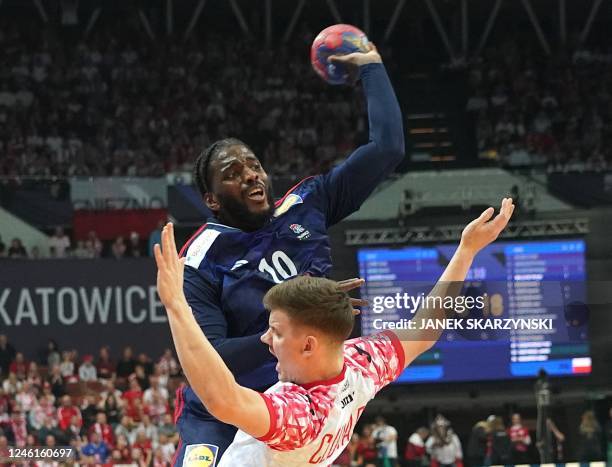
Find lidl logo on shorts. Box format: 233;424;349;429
182;444;219;467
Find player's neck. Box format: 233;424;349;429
297;349;344;387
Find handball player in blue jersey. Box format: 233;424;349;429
173;45;404;466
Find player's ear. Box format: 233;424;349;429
204;192;220;211
303;335;318;355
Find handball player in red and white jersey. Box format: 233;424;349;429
154;199;514;466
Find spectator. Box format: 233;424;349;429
64;414;85;440
466;421;489;467
426;415;463;467
157;432;175;463
100;380;123;402
578;410;603;461
137;353;154;377
2;372;22;395
88;412;115;448
57;395;81;431
136;414;158;447
80;395;98;429
9;352;27;380
0;334;16;377
357;425;378;467
43;339;61;369
59;351;75;380
37;416;64;445
9;409;27;447
134;364;149;391
113;434;133;463
116;346;136;378
87;231;103;258
143;375;168;405
158;413;178;445
111;236;127;259
508;413;531;464
81;432;110;464
96;346;115;380
73;240;90;258
127;231;143;257
405;427;429;467
78;355;97;382
157;348;179;377
48;226;71;258
132;431;154;461
115;415;137;445
7;238;27;258
101;393;122;426
25;362;41;387
131;446;151;467
47;365;65;399
488;415;511;465
372;416;399;467
14;382;36;413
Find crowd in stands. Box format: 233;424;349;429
466;40;612;172
0;223;161;259
0;18;366;181
0;334;182;466
1;332;610;466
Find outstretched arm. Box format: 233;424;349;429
154;224;269;438
394;198;515;367
323;46;405;226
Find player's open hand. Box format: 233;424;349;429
154;223;188;312
328;43;382;67
337;278;368;315
460;198;515;256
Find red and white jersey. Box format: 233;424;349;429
219;331;404;467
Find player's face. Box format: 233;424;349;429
207;145;274;231
261;310;310;383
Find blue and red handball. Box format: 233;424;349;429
310;24;370;85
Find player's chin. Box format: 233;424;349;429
244;197;271;213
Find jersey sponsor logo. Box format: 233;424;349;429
182;444;218;467
289;223;311;240
340;391;354;409
185;230;221;269
274;193;303;217
289;223;312;240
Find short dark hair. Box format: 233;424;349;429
193;137;252;196
263;276;354;343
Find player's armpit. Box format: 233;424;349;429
207;385;270;439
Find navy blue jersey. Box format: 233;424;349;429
178;63;404;418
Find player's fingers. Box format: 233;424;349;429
350;298;368;307
153;244;165;270
352;308;361;316
162;226;172;264
476;207;495;224
328;53;358;63
337;278;365;292
167;222;179;262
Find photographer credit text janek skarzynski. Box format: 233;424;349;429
368;292;554;332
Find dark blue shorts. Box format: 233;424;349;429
172;385;237;467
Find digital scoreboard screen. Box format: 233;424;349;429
357;239;591;383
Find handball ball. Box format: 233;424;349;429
310;24;370;85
